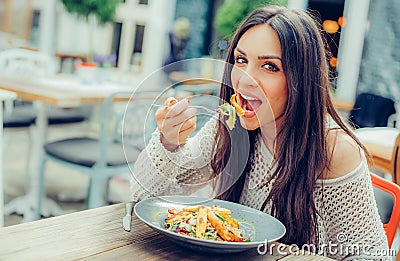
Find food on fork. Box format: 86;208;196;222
217;94;247;131
164;205;250;242
218;103;237;130
230;94;245;116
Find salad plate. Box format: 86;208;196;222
133;196;286;253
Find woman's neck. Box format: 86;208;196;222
260;124;278;155
259;111;286;155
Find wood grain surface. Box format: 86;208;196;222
0;203;333;260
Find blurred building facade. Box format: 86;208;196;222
1;0;398;105
357;0;400;102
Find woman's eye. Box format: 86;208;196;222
263;62;279;72
234;56;247;64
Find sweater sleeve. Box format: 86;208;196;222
315;152;390;260
130;117;218;201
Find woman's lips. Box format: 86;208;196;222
238;93;262;118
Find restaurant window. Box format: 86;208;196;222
138;0;148;5
111;22;123;67
308;0;345;90
133;24;145;53
131;24;145;72
29;10;40;47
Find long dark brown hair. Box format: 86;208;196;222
211;5;367;246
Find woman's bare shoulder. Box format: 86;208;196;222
324;129;362;180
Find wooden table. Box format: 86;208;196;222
363;142;392;173
0;74;137;107
0;203;332;260
0;74;136;222
355;127;400;184
332;99;353;112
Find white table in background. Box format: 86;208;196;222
355;127;400;182
0;74;135;222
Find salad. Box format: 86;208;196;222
217;94;245;130
164;205;250;242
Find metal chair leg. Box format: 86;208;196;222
87;176;106;209
35;155;48;220
105;177;112;204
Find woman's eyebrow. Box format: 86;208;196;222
235;47;281;61
235;47;247;55
258;55;281;61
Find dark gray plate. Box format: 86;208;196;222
133;196;286;253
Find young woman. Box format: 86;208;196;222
131;5;389;259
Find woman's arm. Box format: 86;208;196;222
131;117;218;201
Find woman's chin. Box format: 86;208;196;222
239;116;260;130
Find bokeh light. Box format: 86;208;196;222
338;16;347;27
329;57;338;67
323;20;339;34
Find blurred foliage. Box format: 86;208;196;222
60;0;122;24
215;0;288;38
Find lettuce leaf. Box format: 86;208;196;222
218;103;237;130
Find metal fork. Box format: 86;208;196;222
152;104;219;114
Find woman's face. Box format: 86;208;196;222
231;24;288;131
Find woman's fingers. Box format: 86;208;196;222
164;116;196;135
181;116;197;131
159;109;196;134
161;116;197;145
168;108;197;127
178;125;196;144
155;97;189;123
161;117;195;139
165;98;190;118
165;97;177;106
154;96;197;148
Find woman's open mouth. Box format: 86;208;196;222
239;93;262;117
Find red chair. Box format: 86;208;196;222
371;172;400;248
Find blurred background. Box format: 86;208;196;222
1;0;398;103
1;0;399;227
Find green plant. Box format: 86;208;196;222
215;0;288;38
60;0;122;24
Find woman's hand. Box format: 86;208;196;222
155;97;197;152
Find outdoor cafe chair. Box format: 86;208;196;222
36;91;157;215
0;89;16;227
1;48;88;218
348;92;396;129
0;48;47;148
371;172;400;248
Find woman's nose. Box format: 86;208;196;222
238;69;258;88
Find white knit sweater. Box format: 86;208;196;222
131;117;390;260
